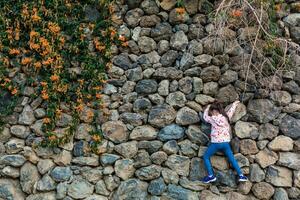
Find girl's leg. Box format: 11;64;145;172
223;143;243;175
203;143;219;176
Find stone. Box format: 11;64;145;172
278;152;300;170
258;123;279;140
5;138;24;154
56;113;73;127
161;168;179;185
0;127;11;143
68;179;94;199
203;82;219;96
50;167;72;182
195;94;215;105
2;166;20;178
75;123;94;140
194;54;212;65
237;181;252;195
148;178;166;195
95;180;110;196
34;108;46;118
112;179;148;199
158;80;170;96
287;187;300;199
216;85;239;104
104;175;120;192
266;165;292;187
268;135;293;151
203;37;224;55
176;106;200;125
215;170;237;188
179;77;193;94
18;105;35;125
150;151;168;165
114;141;138;158
153;67;183;80
186;125;209;145
138;36;157;53
0;179;25;200
158;124;185;141
229;103;247;123
280;115;300;139
100;154;120;166
180;52;194;70
135;164;161;180
20;162;40;194
160;0;177;11
163;140;179;155
26;192;56;200
141;0;159;14
72;156;99;166
37;174;56;191
178;139;197;157
234;121;259;139
170;31;188;50
120;112;143;126
130;125;157;140
10;125;29;139
165;155;190;176
135;79;158;94
252;182;275;199
151;23;173;41
115;159;135;180
163;184;198;200
188;24;205;40
133;98;152;113
200;66;221;82
30;119;44;136
247;99;281;123
102;121;128;143
37;159;55;174
255;149;278;168
148;104;176;128
125;8;144;27
169;8;190;25
199;190;226;200
240;139;259;155
166;91;187;108
133;150;151;168
270;91;292;106
0;155;26;167
113;54;132;70
125;67;143;82
53;149;72;166
249;163;265;182
273;188;289;200
85;195;108;200
81;168;103;184
219;70;238;86
157;40;170;55
283;13;300;26
138;140;163;154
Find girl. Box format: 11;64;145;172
201;100;248;183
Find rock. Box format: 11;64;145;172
266;165;292;187
26;192;56;200
115;159;135;180
195;94;215;105
278;152;300;170
104;175;120;192
135;164;161;180
158;80;170;96
100;154;120;166
153;67;183;80
258;123;279;140
125;67;143;82
188;23;205;40
34;108;46;118
0;154;26;167
189;158;206;181
68;179;94;199
234;121;259;139
216;85;239;104
0;179;25;200
170;31;188;50
157;40;170;55
75;123;94;140
50;167;72;182
166;91;187;108
130;125;157;140
95;180;110;196
287;187;300;199
158;124;185;141
102;121;128;143
160;0;177;11
18;105;35;125
37;159;55;175
133;150;152;168
248;99;281;123
20;162;40;194
268;135;293;151
180;53;194;70
5;138;24;154
2;166;20;178
237;181;253;195
283;13;300;26
178;139;197;157
135;79;158;94
252;182;275;200
114;141;138;158
0;127;11;143
255;149;278;168
229;103;247;123
138;36;157;53
194;54;212;65
113;54;132;70
179;77;193;94
138;140;163;154
186;125;209;145
141;0;159;14
280;115;300;139
30;120;44;136
150;151;168;165
37;174;56;191
270;91;292;106
163;140;179;154
240;139;259;155
165;155;190;176
10;125;29;139
125;8;144;27
120;112;143;126
148;178;166;195
219;70;238;86
85;195;108;200
81;168;103;184
56;113;73;127
169;8;190;25
199;190;226;200
163;184;198;200
72;156;99;166
203;82;219;96
203;37;224;55
161;168;179;185
249;163;265;182
133;98;152;113
176;106;200;125
215;170;237;187
53;149;72;166
179;177;206;191
112;179;148;199
200;66;221;82
148;104;176;128
273;188;289;200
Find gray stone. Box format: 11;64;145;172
26;192;56;200
252;182;275;199
0;127;11;143
179;177;206;191
280;115;300;139
133;150;152;168
148;178;166;195
0;154;25;167
18;105;35;125
150;151;168;165
72;156;99;166
115;159;135;180
148;104;176;128
170;31;188;50
169;8;190;25
160;50;178;66
20;162;40;194
266;165;292;187
270;91;292;106
114;141;138;158
278;152;300;170
153;67;183;80
258;123;279;140
141;0;159;14
186;125;209;145
104;175;120;192
37;174;56;191
180;52;194;70
68;179;94;199
255;149;278;168
113;53;132;70
125;8;144;27
159;0;177;11
85;195;108;200
102;121;128;144
50;167;72;182
216;84;239;104
203;37;224;55
75;123;94;140
234;121;259;139
249;163;265;182
158;80;170;96
125;67;143;82
162;168;179;184
30;119;44;136
188;24;205;40
151;23;173;41
200;66;221;82
179;139;197;158
215;170;237;188
189;158;207;181
138;36;157;53
203;82;219;96
194;54;212;65
120;112;143;126
56;113;73;127
5;138;24;154
157;40;170;55
188;40;203;55
176;106;200;125
158;124;185;141
166;91;187;108
273;188;289;200
165;155;190;176
248;99;281;123
268;135;294;151
138;140;163;154
179;77;193;94
163;184;198;200
112;179;148;200
130;125;157;140
195;94;215;105
10;125;29;139
135;164;161;180
240;139;259;155
219;70;238;86
135;79;158;94
37;159;55;175
2;166;20;178
95;180;110;196
0;179;25;200
283;13;300;26
163;140;179;154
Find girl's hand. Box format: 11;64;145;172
233;100;240;104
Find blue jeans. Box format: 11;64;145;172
203;142;242;176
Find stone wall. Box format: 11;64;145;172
1;0;300;200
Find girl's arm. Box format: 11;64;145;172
203;105;213;123
226;100;239;120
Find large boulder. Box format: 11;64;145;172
158;124;185;141
112;179;148;200
148;104;177;128
165;155;190;176
252;182;275;199
266;165;293;187
278;152;300;170
68;179;94;199
176;106;200;125
247;99;281;123
0;179;25;200
20;162;40;194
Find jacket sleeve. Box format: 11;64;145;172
226;101;239;120
203;105;213;124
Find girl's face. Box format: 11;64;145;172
211;109;220;116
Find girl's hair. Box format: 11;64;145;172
208;100;230;122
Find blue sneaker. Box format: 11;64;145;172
202;175;217;184
238;175;248;182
